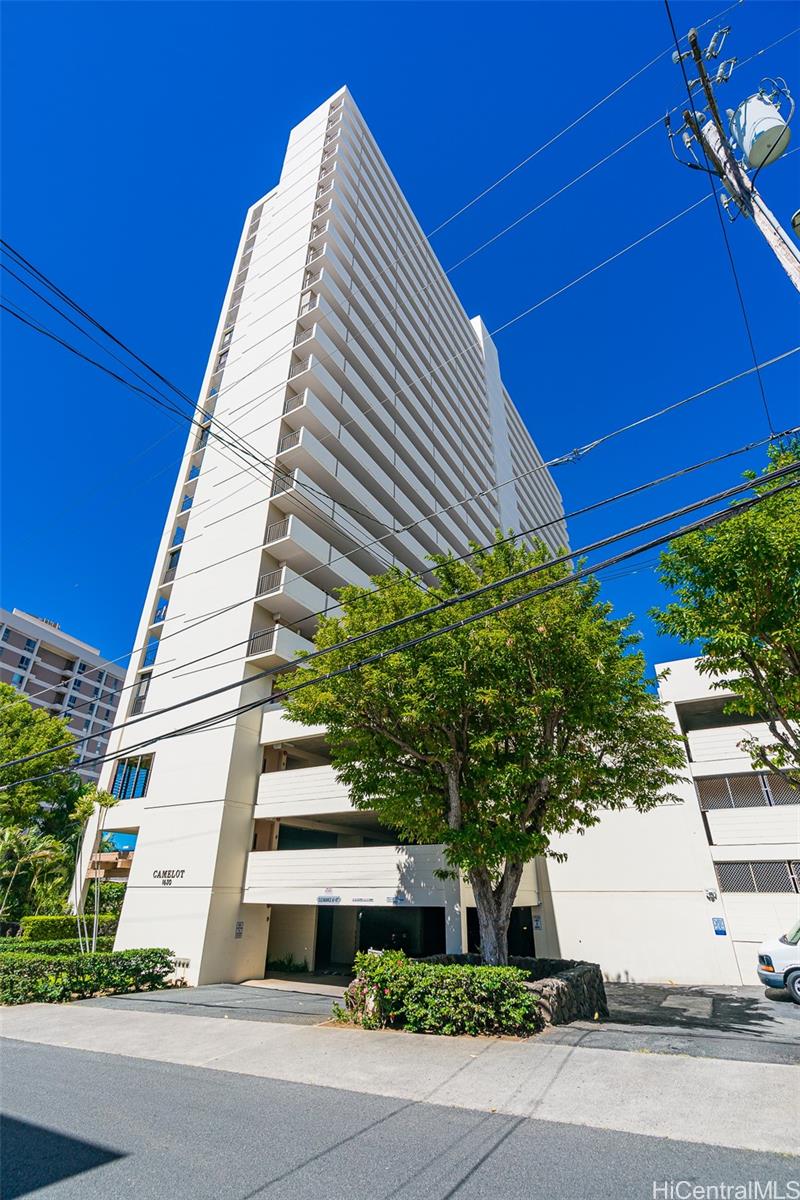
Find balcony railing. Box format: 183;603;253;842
283;393;303;415
132;696;146;716
278;430;301;453
303;269;321;287
306;246;323;265
248;627;277;657
293;328;313;347
265;518;290;543
257;569;282;597
288;361;308;379
298;294;318;316
270;469;294;497
162;566;177;584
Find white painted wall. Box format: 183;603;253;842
244;843;450;907
255;765;353;818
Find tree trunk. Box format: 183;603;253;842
468;861;525;966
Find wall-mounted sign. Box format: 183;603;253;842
386;894;409;905
317;895;342;904
533;915;543;931
712;917;727;936
351;897;375;905
153;869;186;887
234;921;244;939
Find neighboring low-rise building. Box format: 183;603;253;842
0;607;126;784
535;656;800;985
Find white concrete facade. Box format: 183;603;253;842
534;657;800;984
84;89;566;984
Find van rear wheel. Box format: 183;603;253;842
786;970;800;1005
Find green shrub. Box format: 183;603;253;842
86;881;127;917
337;950;541;1037
266;953;309;973
0;937;115;956
0;948;176;1005
20;914;118;941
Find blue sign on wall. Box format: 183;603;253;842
712;917;727;936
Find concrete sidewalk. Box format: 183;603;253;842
2;1001;798;1157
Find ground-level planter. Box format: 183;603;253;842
417;954;609;1026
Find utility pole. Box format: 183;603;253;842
667;24;800;294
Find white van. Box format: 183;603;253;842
758;919;800;1003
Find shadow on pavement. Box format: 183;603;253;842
0;1115;125;1199
604;982;796;1039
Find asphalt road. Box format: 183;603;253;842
2;1039;796;1200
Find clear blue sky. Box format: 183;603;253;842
2;0;798;677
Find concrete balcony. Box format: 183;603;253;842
274;427;431;572
245;623;314;669
254;565;335;625
255;765;352;819
266;468;387;578
260;706;325;745
242;843;451;907
263;512;371;593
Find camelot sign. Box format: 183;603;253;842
153;869;186;887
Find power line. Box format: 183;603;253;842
5;458;797;775
4;468;796;790
665;0;776;434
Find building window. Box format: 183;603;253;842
77;662;87;674
10;672;23;687
715;860;799;894
188;465;201;482
73;679;82;692
104;709;111;721
83;719;92;731
24;638;36;653
171;526;186;548
143;638;159;668
111;754;154;799
1;628;9;642
154;598;169;624
180;494;193;513
17;656;30;670
93;686;100;698
696;773;798;811
67;695;77;709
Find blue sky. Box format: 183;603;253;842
2;0;798;678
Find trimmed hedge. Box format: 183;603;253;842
338;950;542;1037
0;948;176;1005
0;937;115;956
20;914;118;941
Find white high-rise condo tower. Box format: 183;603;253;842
75;89;567;985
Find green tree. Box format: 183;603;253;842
653;440;800;788
0;684;86;919
0;683;83;841
285;538;685;965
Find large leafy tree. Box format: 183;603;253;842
653;440;800;788
285;538;684;965
0;683;83;839
0;684;85;918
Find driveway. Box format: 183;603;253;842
74;978;799;1063
544;981;800;1064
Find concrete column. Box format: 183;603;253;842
443;874;464;954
